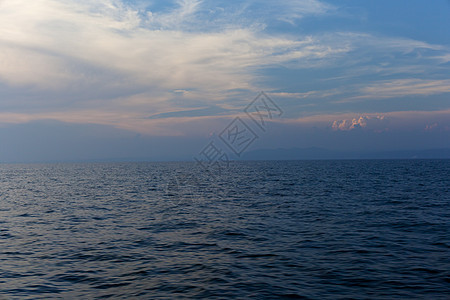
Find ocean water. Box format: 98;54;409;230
0;160;449;299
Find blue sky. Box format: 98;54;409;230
0;0;449;162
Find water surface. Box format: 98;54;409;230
0;160;449;299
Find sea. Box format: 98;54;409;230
0;160;449;299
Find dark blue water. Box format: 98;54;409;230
0;160;449;299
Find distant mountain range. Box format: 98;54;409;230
241;147;450;160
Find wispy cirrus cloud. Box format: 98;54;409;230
0;0;348;128
332;79;450;103
360;79;450;98
0;0;341;92
147;0;203;29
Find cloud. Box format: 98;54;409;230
0;0;449;138
0;0;344;93
282;109;450;132
0;0;350;133
328;78;450;104
332;115;386;131
358;79;450;99
424;123;439;131
247;0;335;24
147;0;203;29
424;122;450;132
148;0;335;29
437;53;450;63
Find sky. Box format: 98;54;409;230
0;0;449;162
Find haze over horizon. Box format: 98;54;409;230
1;0;449;162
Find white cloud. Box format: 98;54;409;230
328;77;450;104
1;1;445;97
359;79;450;99
0;0;449;136
332;115;386;131
255;0;334;24
0;0;344;93
147;0;203;29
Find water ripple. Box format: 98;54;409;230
0;160;449;299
